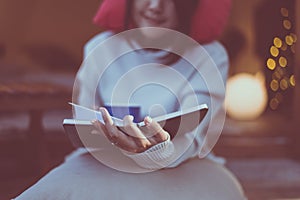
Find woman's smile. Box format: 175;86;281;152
133;0;178;30
141;12;166;26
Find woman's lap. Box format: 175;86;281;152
16;149;246;200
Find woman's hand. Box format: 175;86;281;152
92;107;170;153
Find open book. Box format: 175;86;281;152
63;103;208;148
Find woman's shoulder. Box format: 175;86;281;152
185;40;228;64
87;31;115;44
201;41;228;62
186;41;229;80
84;31;116;56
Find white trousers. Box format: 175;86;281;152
16;149;246;200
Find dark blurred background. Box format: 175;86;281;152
0;0;299;199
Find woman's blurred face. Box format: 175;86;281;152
132;0;178;39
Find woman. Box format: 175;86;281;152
16;0;246;199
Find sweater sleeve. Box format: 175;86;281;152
121;134;176;169
76;31;114;107
170;41;229;166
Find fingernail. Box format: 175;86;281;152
99;107;106;117
129;115;134;121
145;116;152;125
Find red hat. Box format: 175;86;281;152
93;0;231;43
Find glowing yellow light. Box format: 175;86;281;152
283;20;292;30
280;79;289;90
225;73;267;120
290;75;296;86
270;80;279;91
267;58;276;70
281;43;287;51
270;46;279;57
270;98;279;110
281;8;289;17
273;37;282;48
279;57;287;68
285;35;293;45
290;33;297;43
272;71;281;80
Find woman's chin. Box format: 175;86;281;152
139;27;169;40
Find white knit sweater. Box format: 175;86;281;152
76;31;228;169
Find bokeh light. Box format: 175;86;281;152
265;6;295;112
290;33;297;43
280;7;289;17
280;79;289;90
285;35;294;45
270;80;279;91
225;73;267;120
279;56;287;67
267;58;276;70
290;75;296;87
270;46;279;57
283;19;292;30
273;37;283;48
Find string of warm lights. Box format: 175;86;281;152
266;7;296;111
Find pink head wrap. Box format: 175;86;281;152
93;0;231;43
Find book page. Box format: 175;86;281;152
69;103;124;126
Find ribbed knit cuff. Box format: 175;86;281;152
122;136;175;170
